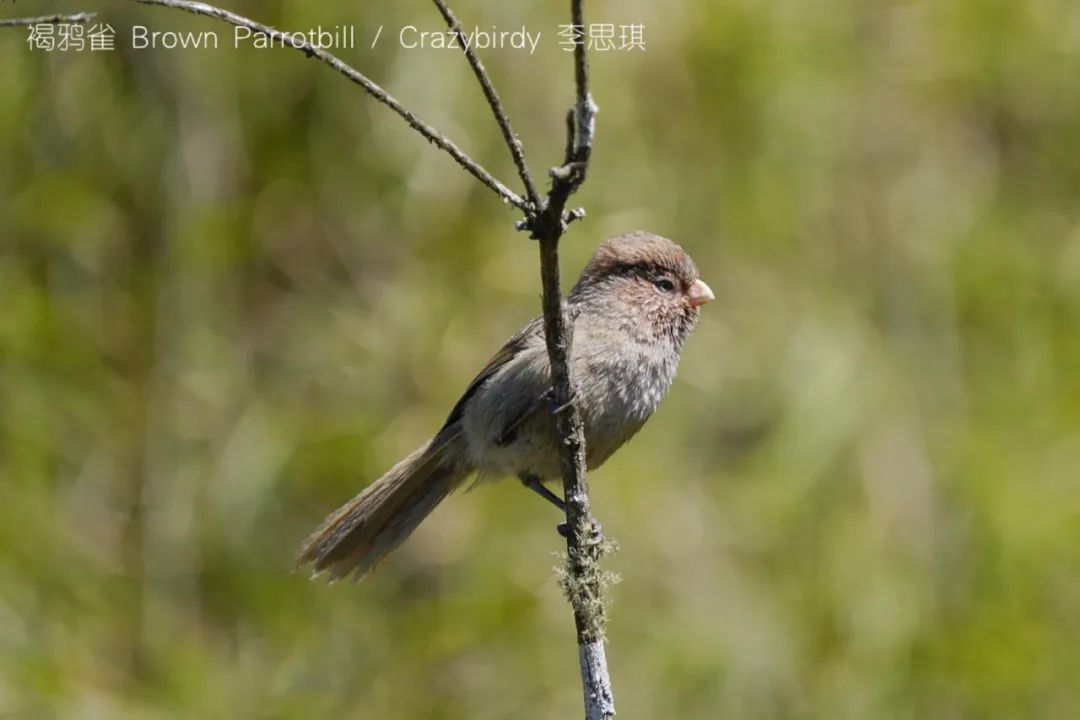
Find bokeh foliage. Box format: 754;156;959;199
3;0;1080;717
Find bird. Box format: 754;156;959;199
297;231;713;581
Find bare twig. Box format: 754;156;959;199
529;2;612;718
430;0;542;216
0;12;96;26
129;0;529;213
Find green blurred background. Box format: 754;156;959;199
3;0;1080;717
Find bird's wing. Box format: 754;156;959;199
439;315;546;431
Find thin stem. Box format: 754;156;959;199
569;0;597;164
129;0;529;213
531;1;612;718
431;0;542;215
0;12;96;27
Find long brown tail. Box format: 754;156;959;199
297;429;467;581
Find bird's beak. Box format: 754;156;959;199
688;278;715;307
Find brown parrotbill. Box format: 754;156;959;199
298;231;713;581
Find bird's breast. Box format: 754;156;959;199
461;329;680;481
575;340;678;468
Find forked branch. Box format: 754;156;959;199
128;0;530;214
431;0;542;213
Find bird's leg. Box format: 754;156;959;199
495;391;551;446
543;387;577;415
520;473;573;538
520;473;604;544
539;391;602;543
495;388;576;447
514;391;598;542
520;473;565;512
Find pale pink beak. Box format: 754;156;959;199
688;278;715;307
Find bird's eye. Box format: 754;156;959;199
654;277;676;293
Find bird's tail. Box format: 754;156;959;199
297;429;466;581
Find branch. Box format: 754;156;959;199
529;2;612;718
430;0;542;215
0;12;96;26
128;0;529;213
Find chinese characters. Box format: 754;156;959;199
27;21;115;52
558;23;645;53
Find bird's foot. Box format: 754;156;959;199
542;387;576;416
557;520;604;546
521;473;566;512
495;389;576;447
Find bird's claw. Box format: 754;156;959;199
556;521;604;545
542;388;576;416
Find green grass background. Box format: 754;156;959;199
3;0;1080;717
